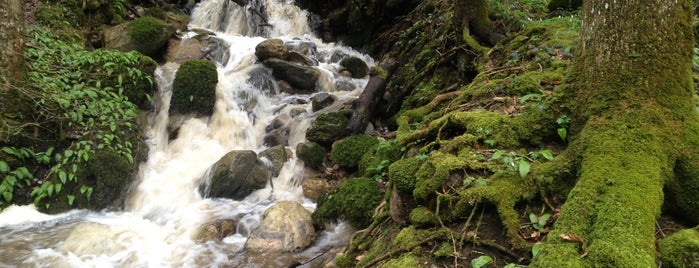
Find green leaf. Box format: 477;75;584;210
55;182;62;194
557;128;567;141
539;213;551;225
471;255;494;268
64;150;74;158
59;170;67;184
519;159;530;179
540;150;554;161
532;243;543;257
0;161;9;173
529;213;538;224
2;191;12;202
491;150;505;160
67;195;75;206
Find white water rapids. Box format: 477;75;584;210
0;0;372;266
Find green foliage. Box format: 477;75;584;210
17;26;148;208
129;17;165;42
331;135;379;169
471;255;494;268
556;115;570;141
171;60;219;116
313;177;383;228
529;212;551;231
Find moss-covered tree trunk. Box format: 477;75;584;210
0;0;26;143
531;0;695;266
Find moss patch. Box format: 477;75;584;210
660;227;699;268
313;177;383;228
171;60;218;116
331;135;379;169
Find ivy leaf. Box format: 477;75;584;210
519;159;530;178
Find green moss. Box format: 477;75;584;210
409;206;437;227
659;227;699;268
388;157;423;193
313;177;383;228
306;112;350;146
379;253;424;268
129;17;165;43
296;142;325;169
413;152;468;201
171;60;218;116
331;135;379;169
392;225;432;249
359;139;403;178
334;253;353;268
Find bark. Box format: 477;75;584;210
457;0;503;45
0;0;24;84
531;0;694;266
346;58;398;135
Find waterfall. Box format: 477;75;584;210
0;0;372;266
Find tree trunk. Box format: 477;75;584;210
0;0;26;143
531;0;695;266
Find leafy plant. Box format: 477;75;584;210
491;149;554;178
471;255;494;268
529;212;551;231
556;115;570;141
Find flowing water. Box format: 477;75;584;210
0;0;372;266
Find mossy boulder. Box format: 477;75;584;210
339;56;369;78
660;227;699;268
296;142;325;169
104;17;176;57
306;112;350;146
170;60;218;116
388;157;423;193
313;177;383;228
409;206;438;227
331;135;379;169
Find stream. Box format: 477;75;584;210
0;0;373;266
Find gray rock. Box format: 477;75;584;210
263;58;320;91
339;56;369;78
246;201;316;252
311;93;336;112
165;34;230;65
259;145;289;177
287;51;316;66
202;150;270;200
247;67;278;95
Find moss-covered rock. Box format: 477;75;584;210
660;227;699;268
296;142;325;169
306;112;350;146
104;16;176;57
313;177;383;228
409;206;438;227
331;135;379;169
339;56;369;78
388;157;423;193
170;60;218;116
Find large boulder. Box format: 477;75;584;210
103;16;176;57
202;150;270;200
306;112;350;146
262;58;320;92
259;145;289;177
170;60;218;116
165;34;230;65
255;39;289;61
246;201;316;252
339;56;369;78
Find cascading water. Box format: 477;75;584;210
0;0;372;266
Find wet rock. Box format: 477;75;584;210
103;17;176;57
311;93;336;112
247;67;278;95
61;222;138;262
194;218;238;242
284;39;317;55
255;39;289;61
339;56;369;78
287;51;316;66
263;128;289;147
203;150;270;200
166;34;230;65
335;80;357;91
290;107;307;117
246;201;316;252
306;112;350;146
278;80;295;94
266;114;292;131
263;58;320;91
259;145;288;177
301;176;331;201
296;142;325;169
